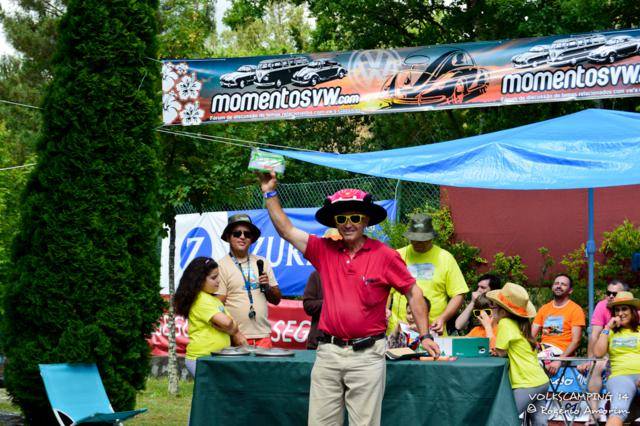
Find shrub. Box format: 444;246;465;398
488;252;528;286
2;0;164;422
598;219;640;287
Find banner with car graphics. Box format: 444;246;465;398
162;28;640;125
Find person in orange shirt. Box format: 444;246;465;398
532;273;585;374
465;295;498;349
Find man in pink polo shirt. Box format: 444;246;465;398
258;172;439;426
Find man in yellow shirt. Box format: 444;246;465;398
388;213;468;336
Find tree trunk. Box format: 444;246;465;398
167;215;179;395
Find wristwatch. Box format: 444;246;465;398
419;333;434;341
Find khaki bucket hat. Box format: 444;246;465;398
486;282;537;319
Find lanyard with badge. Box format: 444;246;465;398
230;253;256;320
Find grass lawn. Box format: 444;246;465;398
0;378;194;426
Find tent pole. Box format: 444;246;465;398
587;188;596;335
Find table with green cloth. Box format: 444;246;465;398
190;350;519;425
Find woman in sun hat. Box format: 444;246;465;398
593;291;640;426
486;282;549;426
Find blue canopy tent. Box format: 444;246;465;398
268;108;640;325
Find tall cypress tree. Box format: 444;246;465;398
3;0;164;422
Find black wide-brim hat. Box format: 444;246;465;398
315;188;387;228
221;213;261;242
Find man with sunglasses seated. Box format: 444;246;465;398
257;172;439;426
217;213;281;349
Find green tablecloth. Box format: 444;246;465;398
190;351;519;425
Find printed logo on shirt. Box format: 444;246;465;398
236;264;259;290
542;316;564;336
611;336;638;348
407;263;435;280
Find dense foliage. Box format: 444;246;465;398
2;0;164;421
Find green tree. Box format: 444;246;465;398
2;0;164;422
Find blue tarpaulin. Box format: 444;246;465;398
268;108;640;323
268;109;640;190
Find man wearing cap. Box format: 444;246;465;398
389;213;468;336
257;172;439;426
217;213;281;348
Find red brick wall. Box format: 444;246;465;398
442;185;640;283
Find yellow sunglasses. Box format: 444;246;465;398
334;214;367;225
473;309;493;318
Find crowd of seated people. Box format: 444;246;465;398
450;275;639;426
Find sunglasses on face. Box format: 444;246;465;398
231;230;253;239
606;291;618;297
334;214;367;225
473;309;492;318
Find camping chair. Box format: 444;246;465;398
39;363;147;425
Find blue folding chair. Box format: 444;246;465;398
39;363;147;425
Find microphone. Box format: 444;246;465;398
257;259;266;293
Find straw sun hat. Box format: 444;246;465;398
608;291;640;309
486;282;537;319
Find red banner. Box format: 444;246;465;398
148;299;311;356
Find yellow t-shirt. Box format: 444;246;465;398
186;292;232;360
608;328;640;378
495;317;548;389
387;244;468;336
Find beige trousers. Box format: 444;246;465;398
308;338;387;426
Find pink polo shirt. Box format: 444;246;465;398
304;235;415;339
591;299;611;327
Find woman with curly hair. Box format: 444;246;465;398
174;257;240;376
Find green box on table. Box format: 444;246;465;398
433;337;490;358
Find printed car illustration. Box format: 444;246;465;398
511;45;551;68
548;34;606;66
255;56;309;89
220;65;257;89
588;35;640;63
381;49;489;106
291;59;347;86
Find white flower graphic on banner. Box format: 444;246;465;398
175;62;189;75
162;62;179;92
180;101;204;126
177;73;202;100
162;91;182;125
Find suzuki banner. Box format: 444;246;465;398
162;28;640;125
159;201;396;296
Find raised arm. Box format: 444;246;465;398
257;172;309;254
455;296;475;331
